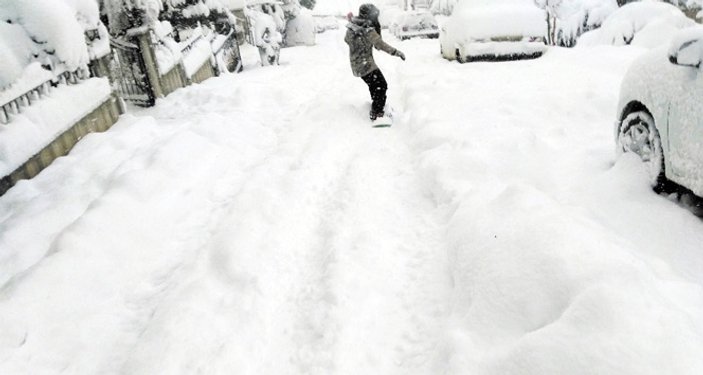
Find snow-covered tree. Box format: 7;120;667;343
534;0;565;45
162;0;236;40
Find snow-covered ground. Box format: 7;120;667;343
1;26;702;374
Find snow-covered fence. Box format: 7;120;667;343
0;70;86;125
0;90;122;196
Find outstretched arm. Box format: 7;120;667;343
369;30;405;60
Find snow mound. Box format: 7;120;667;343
443;182;703;374
578;1;696;48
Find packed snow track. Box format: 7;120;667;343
1;27;702;375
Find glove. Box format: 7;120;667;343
395;50;406;61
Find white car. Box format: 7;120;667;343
616;27;703;196
440;0;547;62
392;11;439;40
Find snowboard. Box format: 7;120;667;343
372;115;393;128
371;107;395;128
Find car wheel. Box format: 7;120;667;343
618;110;666;190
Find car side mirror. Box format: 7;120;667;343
668;28;703;68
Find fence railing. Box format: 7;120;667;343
1;70;86;125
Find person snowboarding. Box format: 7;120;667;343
345;4;405;122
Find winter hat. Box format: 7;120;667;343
358;3;380;22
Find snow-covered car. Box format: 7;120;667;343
440;0;547;63
578;1;695;49
616;27;703;196
392;11;439;40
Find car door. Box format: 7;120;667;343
667;66;703;195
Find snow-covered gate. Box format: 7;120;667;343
109;37;157;107
107;28;240;107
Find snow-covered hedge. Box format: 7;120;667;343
578;1;696;48
0;0;103;90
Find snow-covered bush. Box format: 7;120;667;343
0;0;105;90
578;1;696;48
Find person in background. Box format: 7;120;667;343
344;4;405;121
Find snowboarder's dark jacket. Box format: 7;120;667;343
344;17;400;77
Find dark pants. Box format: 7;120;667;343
361;69;387;116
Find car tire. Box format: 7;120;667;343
618;110;666;191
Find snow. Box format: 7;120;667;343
87;22;112;60
578;1;696;48
182;36;215;77
0;63;55;107
0;22;38;90
151;22;184;75
0;78;111;177
1;24;703;375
